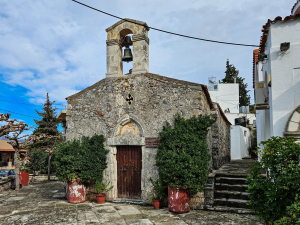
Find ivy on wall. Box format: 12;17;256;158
156;114;216;195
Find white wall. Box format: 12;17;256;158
269;20;300;137
255;19;300;143
208;83;239;113
230;125;251;160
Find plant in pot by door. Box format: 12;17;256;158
156;114;216;213
94;178;113;204
149;177;164;209
53;134;109;203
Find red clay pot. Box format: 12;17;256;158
67;180;86;203
152;199;161;209
168;185;190;213
95;193;106;204
19;171;29;186
266;222;274;225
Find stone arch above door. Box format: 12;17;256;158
284;106;300;141
107;114;146;146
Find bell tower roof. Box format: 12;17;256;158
105;18;149;32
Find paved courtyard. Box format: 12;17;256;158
0;181;263;225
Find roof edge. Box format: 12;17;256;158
216;103;232;125
105;18;149;32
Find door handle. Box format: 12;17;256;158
123;168;126;172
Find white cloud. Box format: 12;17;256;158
0;0;297;106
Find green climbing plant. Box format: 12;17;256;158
156;114;215;195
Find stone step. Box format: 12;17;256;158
215;177;247;185
206;205;254;214
112;198;145;205
215;190;250;200
215;173;250;178
215;183;248;192
214;198;251;209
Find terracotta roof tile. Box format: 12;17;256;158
292;0;300;14
253;49;260;89
259;13;300;54
0;140;26;152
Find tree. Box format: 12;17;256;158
33;93;61;136
31;93;61;181
0;113;32;191
220;59;250;106
0;113;58;190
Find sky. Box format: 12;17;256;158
0;0;297;134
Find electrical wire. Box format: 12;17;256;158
0;108;39;118
71;0;259;48
0;99;66;107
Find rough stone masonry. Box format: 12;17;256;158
64;18;231;205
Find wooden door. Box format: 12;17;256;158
117;146;142;199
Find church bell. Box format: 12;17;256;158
122;47;133;62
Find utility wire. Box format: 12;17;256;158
71;0;259;47
0;108;39;118
0;99;66;107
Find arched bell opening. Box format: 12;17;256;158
120;29;133;75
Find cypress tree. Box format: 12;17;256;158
220;59;251;106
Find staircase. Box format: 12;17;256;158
213;174;251;213
207;159;262;214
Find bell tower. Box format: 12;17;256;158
105;18;150;78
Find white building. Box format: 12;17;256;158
208;83;239;114
254;2;300;144
208;82;255;159
208;83;256;125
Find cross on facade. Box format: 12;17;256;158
126;93;133;105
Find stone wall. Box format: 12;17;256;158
66;73;231;203
0;177;14;193
211;103;231;170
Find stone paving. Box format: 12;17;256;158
0;181;264;225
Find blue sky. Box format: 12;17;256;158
0;0;297;134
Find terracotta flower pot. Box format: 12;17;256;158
67;180;86;203
168;185;190;213
266;222;274;225
95;193;106;204
19;171;29;186
152;199;161;209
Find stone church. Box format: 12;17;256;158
63;19;231;203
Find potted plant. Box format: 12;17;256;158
53;134;109;203
94;178;113;204
20;166;30;186
149;177;163;209
156;115;216;213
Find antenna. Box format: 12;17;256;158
208;76;216;87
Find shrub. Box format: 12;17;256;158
275;194;300;225
247;136;300;223
156;114;215;195
53;134;109;183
